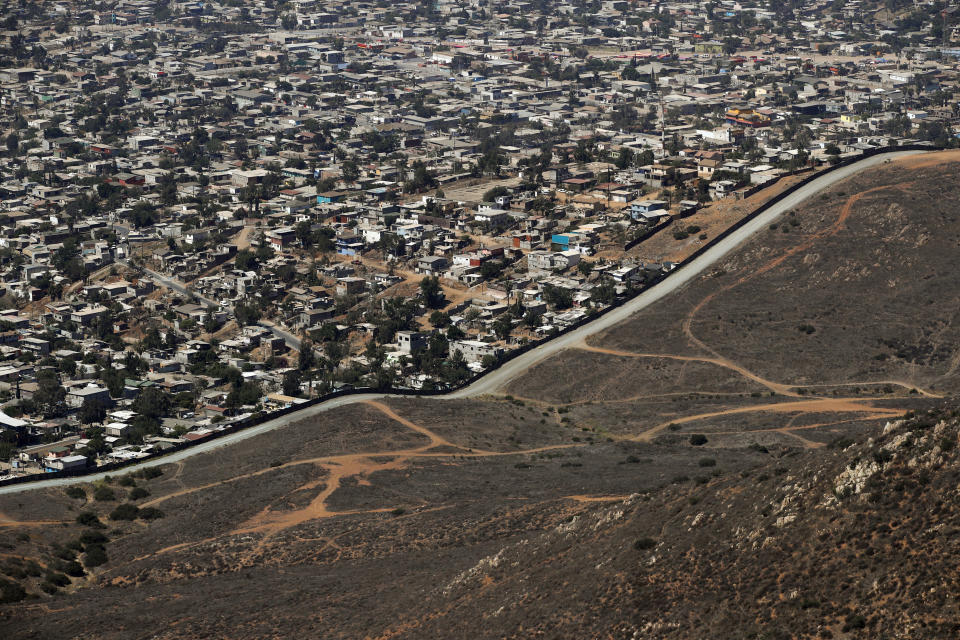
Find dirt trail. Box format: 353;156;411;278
800;380;942;398
364;400;455;449
710;415;893;439
577;344;800;397
232;225;255;250
0;517;67;528
232;453;406;540
633;397;904;442
139;402;579;557
564;494;631;503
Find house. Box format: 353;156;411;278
70;305;109;327
174;304;209;322
45;454;87;472
267;227;297;247
20;337;51;356
396;331;428;355
336;277;366;296
417;256;448;275
104;422;130;437
629;200;668;221
317;191;346;204
66;384;112;409
527;250;580;272
449;339;503;363
231;169;269;188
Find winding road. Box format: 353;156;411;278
0;150;923;496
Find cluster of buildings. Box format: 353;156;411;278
1;0;958;479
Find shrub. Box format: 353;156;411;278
698;457;716;467
634;537;656;550
75;512;104;528
53;546;76;562
0;577;26;604
689;434;708;446
44;572;70;587
23;561;42;577
843;614;866;631
872;449;893;465
93;486;116;502
79;531;108;546
131;467;163;480
138;507;165;521
53;560;84;577
109;504;140;521
1;562;25;579
40;581;59;595
65;487;86;500
117;476;136;487
82;545;108;568
128;487;150;500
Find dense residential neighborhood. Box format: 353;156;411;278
1;0;959;479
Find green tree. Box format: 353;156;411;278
78;398;107;425
235;302;261;326
419;276;445;309
34;370;66;418
295;220;314;247
227;381;261;408
492;316;512;340
282;370;302;397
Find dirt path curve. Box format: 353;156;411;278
363;400;456;449
577;343;800;397
576;344;943;400
632;397;904;442
0;510;67;528
136;402;578;554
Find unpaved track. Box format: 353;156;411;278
632;397;904;442
577;344;800;396
0;150;928;496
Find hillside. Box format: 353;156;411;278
2;152;960;638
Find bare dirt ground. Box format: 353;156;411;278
435;176;522;204
623;173;809;264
